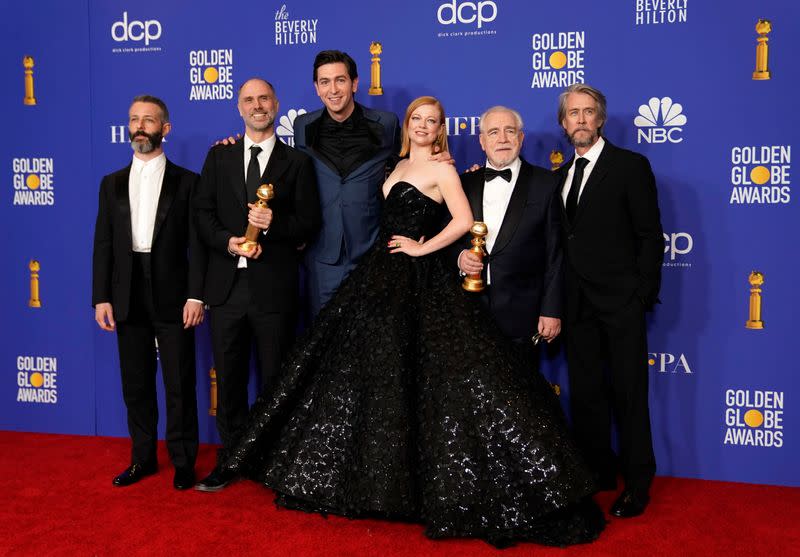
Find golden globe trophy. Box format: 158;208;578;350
745;271;764;329
209;367;217;416
549;149;564;171
23;56;36;106
752;19;772;80
368;42;383;95
239;183;274;252
28;260;41;308
462;222;488;292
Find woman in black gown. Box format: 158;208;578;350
220;96;605;548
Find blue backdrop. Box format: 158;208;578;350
1;0;796;488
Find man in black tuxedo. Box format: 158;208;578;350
556;84;663;518
457;106;563;355
92;95;205;490
194;78;320;491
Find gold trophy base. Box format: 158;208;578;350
752;71;771;80
745;320;764;329
24;98;36;106
28;300;41;308
238;239;257;252
369;87;383;95
462;276;484;292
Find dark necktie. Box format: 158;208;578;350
246;145;263;201
565;157;589;222
484;167;512;182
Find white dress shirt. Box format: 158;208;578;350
237;134;277;268
483;157;521;284
561;136;605;207
129;153;166;252
128;153;203;305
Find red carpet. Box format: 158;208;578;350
1;431;797;556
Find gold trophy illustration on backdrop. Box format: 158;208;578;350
209;367;218;416
368;42;384;95
28;260;42;308
745;271;764;329
752;19;772;80
239;183;274;252
462;222;488;292
23;56;37;106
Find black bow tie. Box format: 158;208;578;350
484;167;512;182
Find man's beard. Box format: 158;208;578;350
248;111;275;132
568;128;598;148
129;130;163;154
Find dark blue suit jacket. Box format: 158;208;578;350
294;104;400;266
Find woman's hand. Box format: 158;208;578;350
388;235;426;257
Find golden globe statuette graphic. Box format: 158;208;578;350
752;19;772;80
239;184;275;252
28;260;42;308
23;56;36;106
462;222;488;292
209;367;217;416
368;42;383;96
549;149;564;171
745;271;765;329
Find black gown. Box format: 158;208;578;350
222;182;605;548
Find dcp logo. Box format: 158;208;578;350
634;97;686;144
111;12;162;46
663;232;693;261
437;1;497;28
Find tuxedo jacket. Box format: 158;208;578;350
458;159;564;339
194;139;320;312
294;104;399;265
556;139;663;320
92;159;205;323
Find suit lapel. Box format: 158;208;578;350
464;169;485;222
227;141;247;212
115;165;133;248
572;140;612;225
263;139;290;190
557;156;572;227
152;160;177;243
491;161;530;255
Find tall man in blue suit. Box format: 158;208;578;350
293;50;400;316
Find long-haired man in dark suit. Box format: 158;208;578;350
556;83;664;518
92;95;205;490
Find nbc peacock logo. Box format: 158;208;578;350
634;96;686;144
276;108;307;147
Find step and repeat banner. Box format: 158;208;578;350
1;0;797;487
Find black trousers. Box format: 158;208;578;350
565;291;656;494
116;253;199;469
210;269;294;454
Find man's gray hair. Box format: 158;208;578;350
479;106;524;133
556;83;607;133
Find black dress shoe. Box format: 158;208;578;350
194;467;236;492
112;463;157;487
173;467;196;490
610;490;650;518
